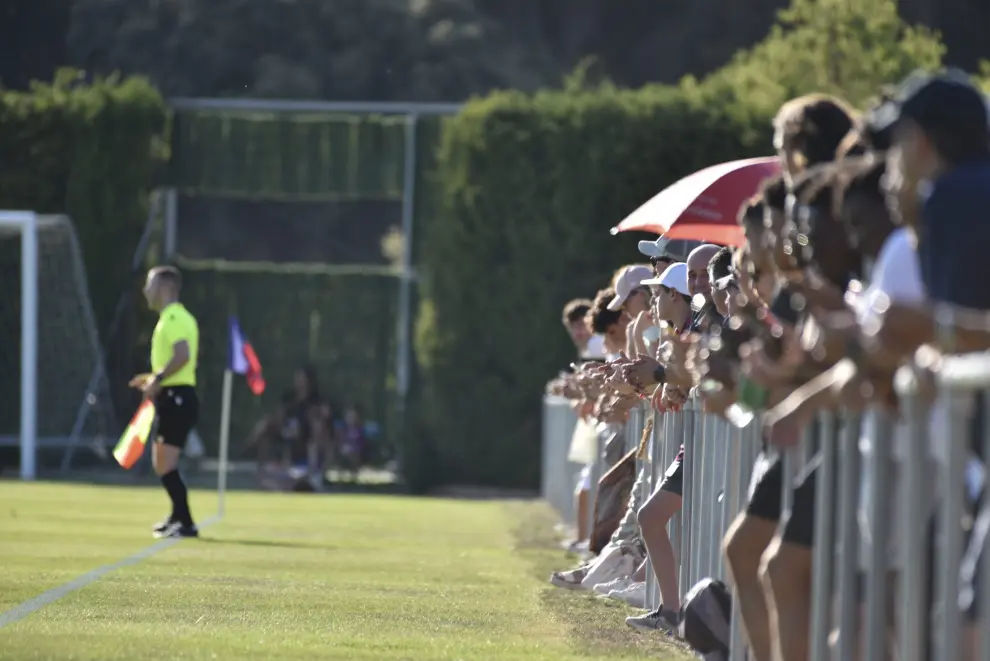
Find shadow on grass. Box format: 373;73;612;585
198;537;338;550
505;501;694;661
25;470;404;496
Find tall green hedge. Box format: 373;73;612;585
0;69;167;332
414;87;766;488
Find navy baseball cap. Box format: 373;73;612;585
868;69;990;162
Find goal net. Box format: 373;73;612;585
0;213;118;476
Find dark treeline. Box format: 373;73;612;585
3;0;988;99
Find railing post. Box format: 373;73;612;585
809;413;837;661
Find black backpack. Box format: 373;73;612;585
678;577;732;657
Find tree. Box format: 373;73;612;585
691;0;945;117
67;0;557;101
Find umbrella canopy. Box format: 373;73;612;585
611;156;781;246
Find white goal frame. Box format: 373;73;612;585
0;211;38;480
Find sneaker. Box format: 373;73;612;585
610;581;647;609
151;517;176;535
549;567;588;590
168;523;199;538
626;606;679;633
565;540;589;554
593;577;631;596
154;522;199;539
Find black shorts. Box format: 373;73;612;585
781;455;817;548
746;452;782;521
155;385;199;449
658;447;685;496
746;451;818;548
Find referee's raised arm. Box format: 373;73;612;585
131;266;202;538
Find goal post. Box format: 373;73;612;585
0;211;38;479
0;211;118;480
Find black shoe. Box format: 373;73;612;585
165;523;199;538
152;517;176;535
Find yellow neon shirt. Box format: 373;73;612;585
150;302;199;387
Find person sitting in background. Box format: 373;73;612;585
336;403;370;479
250;366;332;492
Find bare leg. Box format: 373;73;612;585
960;623;981;661
761;538;813;661
638;489;683;611
724;512;778;661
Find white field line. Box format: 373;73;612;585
0;515;220;629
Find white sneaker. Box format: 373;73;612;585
626;606;679;633
610;581;647;608
565;539;589;554
593;577;630;596
581;545;635;590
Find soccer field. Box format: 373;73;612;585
0;483;689;661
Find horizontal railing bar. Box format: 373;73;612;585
936;352;990;391
168;98;464;116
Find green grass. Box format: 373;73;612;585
0;482;691;660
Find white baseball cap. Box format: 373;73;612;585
641;262;690;297
637;237;703;261
637;236;671;259
607;265;654;311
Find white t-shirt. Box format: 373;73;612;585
853;229;925;458
582;334;606;359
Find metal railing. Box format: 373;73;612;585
541;351;990;660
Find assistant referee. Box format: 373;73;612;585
131;265;200;538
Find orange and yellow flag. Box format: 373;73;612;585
113;401;156;469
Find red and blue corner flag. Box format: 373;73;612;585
229;317;265;395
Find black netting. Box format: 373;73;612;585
176;195;401;264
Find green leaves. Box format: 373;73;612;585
700;0;944;116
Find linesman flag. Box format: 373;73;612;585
229;316;265;395
113;400;156;469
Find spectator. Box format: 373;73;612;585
609;264;653;315
570;288;632;553
623;261;696;633
773;94;857;185
607;264;655;358
723;92;857;661
860;69;990;661
638;236;701;277
686;244;722;331
249;366;332;492
336;403;370;479
644;262;693;330
562;298;606;359
707;246;734;317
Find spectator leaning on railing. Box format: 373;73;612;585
714;93;855;661
855;70;990;661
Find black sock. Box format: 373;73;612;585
161;470;194;527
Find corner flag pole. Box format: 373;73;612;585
217;368;233;517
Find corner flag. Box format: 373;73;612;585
229;317;265;395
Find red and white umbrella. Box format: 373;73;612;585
611;156;781;246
